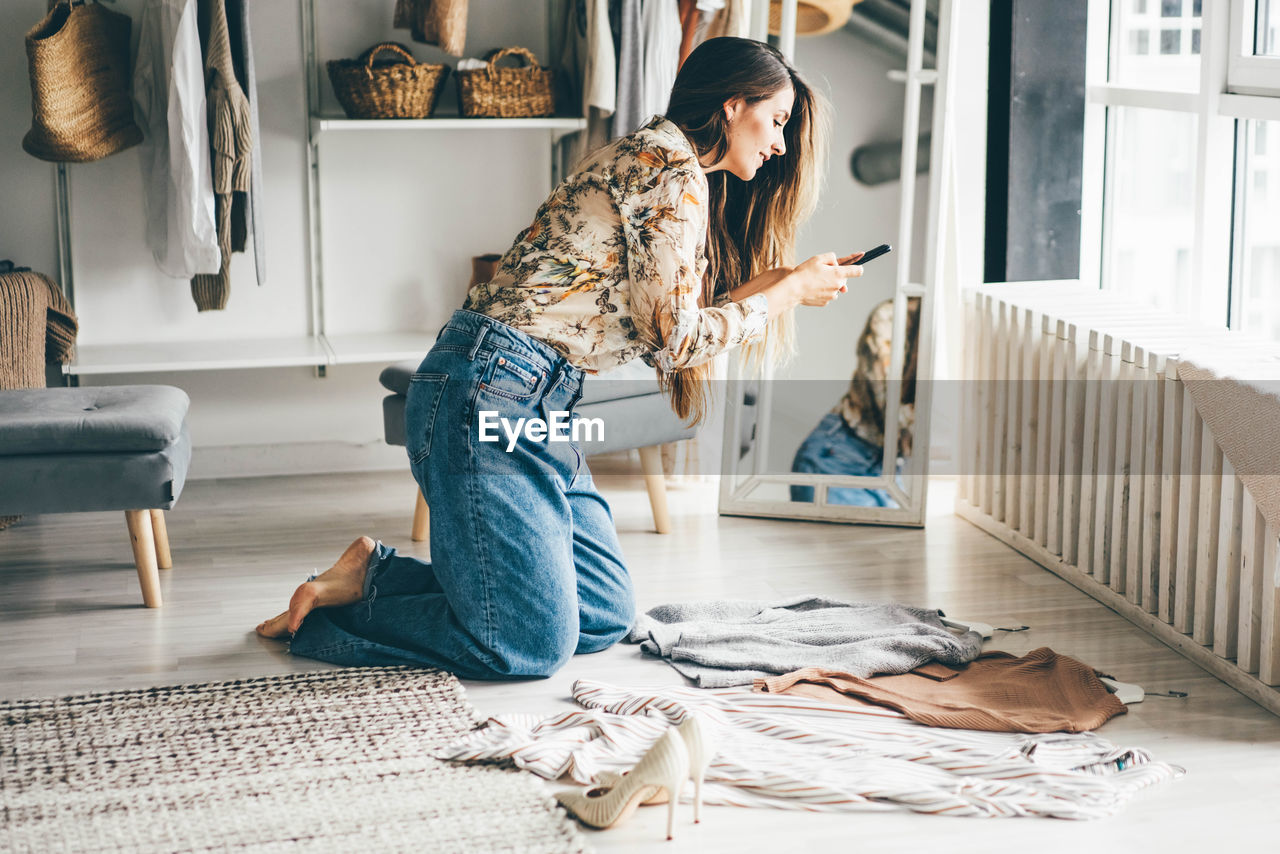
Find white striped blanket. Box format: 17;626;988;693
438;680;1182;819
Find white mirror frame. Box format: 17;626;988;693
718;0;956;527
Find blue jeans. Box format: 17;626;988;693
289;310;636;679
789;412;895;507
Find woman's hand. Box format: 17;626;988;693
724;253;864;321
780;252;864;311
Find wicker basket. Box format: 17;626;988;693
23;0;143;162
326;42;449;120
456;46;555;118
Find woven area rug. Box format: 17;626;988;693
1;667;585;853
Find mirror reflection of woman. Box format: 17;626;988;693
256;38;864;679
790;297;921;507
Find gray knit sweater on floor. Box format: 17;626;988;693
626;596;985;688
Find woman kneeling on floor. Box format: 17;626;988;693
256;37;862;679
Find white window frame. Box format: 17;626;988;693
1083;0;1280;334
1228;0;1280;95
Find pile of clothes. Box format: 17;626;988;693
440;595;1181;831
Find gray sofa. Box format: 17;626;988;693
379;358;696;535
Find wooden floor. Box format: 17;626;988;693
2;462;1279;853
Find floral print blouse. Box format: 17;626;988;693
463;117;769;373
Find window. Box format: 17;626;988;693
1106;109;1198;314
1234;120;1280;339
1228;0;1280;94
1088;1;1280;341
1111;0;1202;90
1259;0;1279;55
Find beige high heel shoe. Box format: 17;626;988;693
594;713;716;823
676;714;712;823
556;727;690;840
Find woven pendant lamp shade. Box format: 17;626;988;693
769;0;861;37
22;1;143;163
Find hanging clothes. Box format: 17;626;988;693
226;0;265;287
133;0;219;280
705;0;751;40
756;648;1129;734
690;0;727;49
576;0;617;119
559;0;616;164
638;0;681;128
612;0;645;137
191;0;253;311
677;0;699;67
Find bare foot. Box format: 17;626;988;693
255;536;376;639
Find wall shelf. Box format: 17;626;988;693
297;0;572;377
65;331;436;375
311;116;586;135
66;336;332;375
324;331;436;365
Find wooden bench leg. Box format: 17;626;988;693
125;510;162;608
150;509;172;569
637;445;672;534
412;489;430;542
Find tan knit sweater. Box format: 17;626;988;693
0;268;78;390
756;648;1127;734
191;0;252;311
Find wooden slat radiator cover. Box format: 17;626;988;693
957;282;1280;716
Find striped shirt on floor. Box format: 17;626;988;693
438;680;1181;820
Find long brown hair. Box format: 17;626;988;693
663;37;829;424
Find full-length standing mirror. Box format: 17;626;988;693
719;0;954;526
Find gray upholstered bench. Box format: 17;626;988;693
0;385;192;608
380;359;696;536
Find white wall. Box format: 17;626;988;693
0;0;909;480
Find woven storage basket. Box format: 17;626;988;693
326;42;449;119
22;0;143;162
456;47;555;118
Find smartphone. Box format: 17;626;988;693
854;243;892;265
